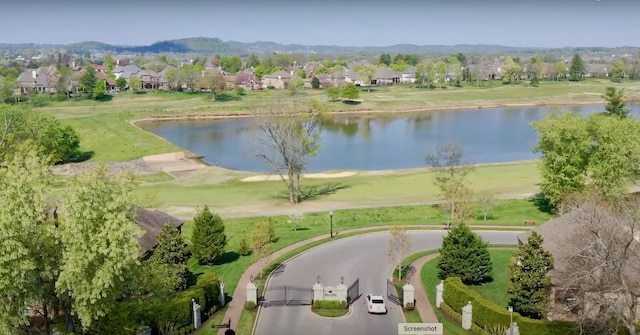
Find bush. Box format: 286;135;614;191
313;300;347;309
196;272;221;313
440;301;461;324
404;302;415;311
517;318;579;335
237;237;251;256
157;287;206;331
245;301;257;310
235;87;245;95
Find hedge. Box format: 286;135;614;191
442;277;580;335
157;287;206;333
195;272;221;314
313;300;348;309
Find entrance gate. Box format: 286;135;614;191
260;285;313;306
387;278;401;305
347;278;360;304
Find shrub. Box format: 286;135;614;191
196;272;221;313
440;301;461;324
438;223;492;284
404;302;415;311
237;237;251;256
245;301;257;310
235;87;245;95
157;287;206;331
313;300;347;309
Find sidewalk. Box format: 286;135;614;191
217;225;531;334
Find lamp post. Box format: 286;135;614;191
507;306;513;334
329;211;334;238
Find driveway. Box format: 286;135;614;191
254;230;521;335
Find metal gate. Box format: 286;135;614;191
260;285;313;306
347;278;360;304
386;279;401;305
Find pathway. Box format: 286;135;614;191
216;225;531;334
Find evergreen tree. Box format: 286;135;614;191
569;54;585;81
508;231;553;319
79;66;97;95
152;223;190;265
311;76;320;89
191;205;227;265
438;223;492;284
602;86;630;118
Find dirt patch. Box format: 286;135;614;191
241;171;357;182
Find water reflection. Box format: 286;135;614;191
138;104;640;172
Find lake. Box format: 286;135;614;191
138;104;640;172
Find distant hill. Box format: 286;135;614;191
0;37;634;55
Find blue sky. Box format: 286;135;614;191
1;0;638;48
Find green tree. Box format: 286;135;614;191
508;231;553;319
379;54;391;66
358;64;377;92
611;60;626;82
311;76;320;89
554;61;567;80
128;76;142;92
387;222;411;280
200;71;227;100
426;142;475;227
253;220;274;278
246;54;261;68
415;61;433;88
79;65;97;95
602;86;630;118
54;66;72;97
57;165;142;329
569;54;585;81
103;53;115;72
92;79;106;100
288;75;305;96
191;205;227;264
149;223;191;290
325;85;341;101
0;76;17;103
438;223;492;285
502;56;521;84
220;55;243;74
341;82;359;101
116;77;127;91
0;149;53;335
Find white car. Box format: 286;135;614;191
366;294;387;314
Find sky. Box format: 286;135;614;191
1;0;638;48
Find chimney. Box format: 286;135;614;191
32;70;37;79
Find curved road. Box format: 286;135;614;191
254;230;521;335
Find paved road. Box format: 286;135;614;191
254;230;521;335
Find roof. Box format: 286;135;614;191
135;208;184;253
263;70;292;79
374;67;399;79
17;66;57;87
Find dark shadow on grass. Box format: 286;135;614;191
300;183;350;201
528;193;554;214
342;100;361;105
214;93;241;102
213;251;240;265
133;91;147;95
291;227;310;231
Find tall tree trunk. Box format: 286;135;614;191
63;294;74;334
43;301;51;335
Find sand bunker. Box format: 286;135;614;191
242;171;357;182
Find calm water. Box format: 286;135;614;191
139;104;640;172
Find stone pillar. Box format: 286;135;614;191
313;282;325;302
507;321;520;335
192;299;202;329
403;283;415;309
436;280;444;308
219;282;226;306
246;282;258;305
336;283;348;302
461;301;472;330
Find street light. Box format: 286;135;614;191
507;306;513;334
329;211;334;238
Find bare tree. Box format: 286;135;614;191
254;99;324;203
476;193;496;222
556;192;640;335
426;142;475;227
388;222;412;281
287;212;304;231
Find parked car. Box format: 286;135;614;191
366;294;387;314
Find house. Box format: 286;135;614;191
585;64;610;78
372;67;400;85
399;66;416;84
17;66;58;94
137;70;169;90
71;67;117;93
112;64;142;80
225;71;262;90
135;207;184;259
261;70;292;89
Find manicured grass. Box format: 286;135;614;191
469;250;514;308
311;308;349;317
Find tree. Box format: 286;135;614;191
358;64;377;91
508;231;553;319
611;60;626;82
341;82;359;101
191;205;227;265
553;61;567;81
57;165;142;330
438;223;492;285
569;54;585;81
253;220;274;278
287;213;304;231
79;66;97;95
379;54;391;66
502;57;522;84
387;222;412;281
220;55;243;74
311;76;320;89
92;79;106;100
555;192;640;335
602;86;630;118
200;71;227;100
128;76;142;92
0;76;17;103
476;193;496;222
288;75;305;96
247;54;261;69
325;85;341;101
0;149;53;335
426;142;475;227
254;99;324;203
54;66;71;97
149;223;191;291
116;77;127;91
415;61;433;88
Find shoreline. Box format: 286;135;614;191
129;99;615;125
